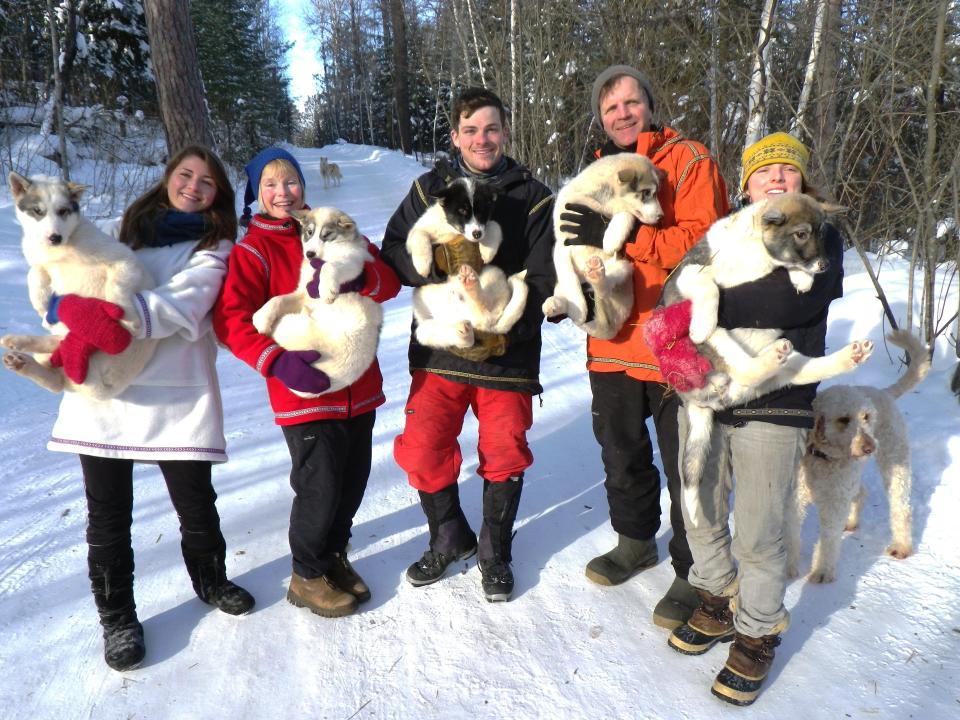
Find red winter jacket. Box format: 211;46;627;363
213;213;401;425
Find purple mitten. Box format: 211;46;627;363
338;269;366;294
305;258;367;299
269;350;331;394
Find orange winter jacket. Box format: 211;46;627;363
586;126;729;381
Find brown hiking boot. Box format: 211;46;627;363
585;534;658;586
711;632;782;706
287;572;358;618
327;553;371;603
667;589;735;655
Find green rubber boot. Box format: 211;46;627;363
652;576;700;630
585;534;658;586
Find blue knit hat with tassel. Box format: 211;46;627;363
241;147;305;225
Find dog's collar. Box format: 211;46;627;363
806;444;831;461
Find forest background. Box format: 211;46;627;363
1;0;959;356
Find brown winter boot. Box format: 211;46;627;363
711;631;782;706
287;572;358;618
327;552;371;603
667;589;735;655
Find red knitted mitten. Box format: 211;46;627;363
49;332;98;384
56;295;132;354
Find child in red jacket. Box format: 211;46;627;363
214;148;400;618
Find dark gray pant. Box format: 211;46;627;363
281;411;375;579
589;371;692;578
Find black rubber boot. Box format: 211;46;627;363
478;475;523;602
406;484;478;587
89;551;145;672
184;550;255;616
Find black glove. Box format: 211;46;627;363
559;203;608;248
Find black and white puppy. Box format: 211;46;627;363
406;177;502;277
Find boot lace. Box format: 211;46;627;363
736;634;781;663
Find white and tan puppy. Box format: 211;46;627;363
413;263;528;350
252;207;382;398
786;329;928;583
658;195;876;526
405;177;502;278
543;153;663;339
1;172;156;399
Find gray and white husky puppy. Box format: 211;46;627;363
405;177;502;278
543;153;663;339
659;194;874;522
1;172;156;399
252;207;382;397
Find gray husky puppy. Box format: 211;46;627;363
1;172;156;399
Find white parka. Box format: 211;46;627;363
48;236;233;463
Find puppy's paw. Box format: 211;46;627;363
807;567;836;584
453;321;474;348
844;520;859;532
458;264;478;289
542;296;566;318
251;307;274;335
3;351;28;372
412;251;433;278
772;338;793;364
886;542;912;560
582;255;606;286
786;562;799;579
848;340;875;366
0;334;19;350
319;276;340;304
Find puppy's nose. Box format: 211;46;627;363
305;250;316;259
471;229;483;240
49;234;62;246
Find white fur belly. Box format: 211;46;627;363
270;295;383;392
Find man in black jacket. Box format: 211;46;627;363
380;87;554;602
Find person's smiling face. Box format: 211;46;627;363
259;169;304;219
599;75;654;150
451;105;506;173
745;163;803;202
166;155;217;213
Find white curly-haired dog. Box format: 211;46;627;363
786;329;929;583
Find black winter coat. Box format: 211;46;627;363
713;222;845;427
381;157;555;394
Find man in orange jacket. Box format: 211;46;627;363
562;65;729;628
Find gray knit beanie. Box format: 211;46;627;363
591;65;656;123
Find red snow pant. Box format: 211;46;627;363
394;371;534;493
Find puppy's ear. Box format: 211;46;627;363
761;207;787;226
289;208;309;223
820;202;848;217
337;213;357;232
66;181;88;203
8;171;29;199
617;168;637;185
654;166;667;185
431;184;456;202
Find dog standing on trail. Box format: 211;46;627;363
320;156;343;189
786;329;929;583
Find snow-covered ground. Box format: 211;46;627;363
0;144;958;719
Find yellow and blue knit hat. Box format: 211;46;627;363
739;132;810;191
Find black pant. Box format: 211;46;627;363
281;411;375;579
589;371;692;578
81;455;226;567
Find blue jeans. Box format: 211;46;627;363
679;413;804;637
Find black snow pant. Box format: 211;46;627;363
80;455;227;569
588;371;693;579
281;411;375;580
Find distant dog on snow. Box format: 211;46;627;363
252;207;381;397
657;193;875;500
1;172;156;399
413;262;528;350
543;153;663;339
320;157;342;189
786;329;929;583
405;177;502;278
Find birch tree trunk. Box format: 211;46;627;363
390;0;412;153
510;0;519;138
465;0;487;86
744;0;779;146
792;0;827;139
45;0;69;178
143;0;215;154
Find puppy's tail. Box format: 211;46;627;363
884;329;930;399
681;403;716;528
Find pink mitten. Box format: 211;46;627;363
49;332;98;384
56;295;132;355
644;300;713;392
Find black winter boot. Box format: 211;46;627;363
406;484;478;587
184;551;255;616
89;553;145;672
478;475;523;602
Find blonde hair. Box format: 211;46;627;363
257;158;304;210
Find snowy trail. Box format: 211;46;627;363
0;144;958;719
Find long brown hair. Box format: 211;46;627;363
119;145;238;251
